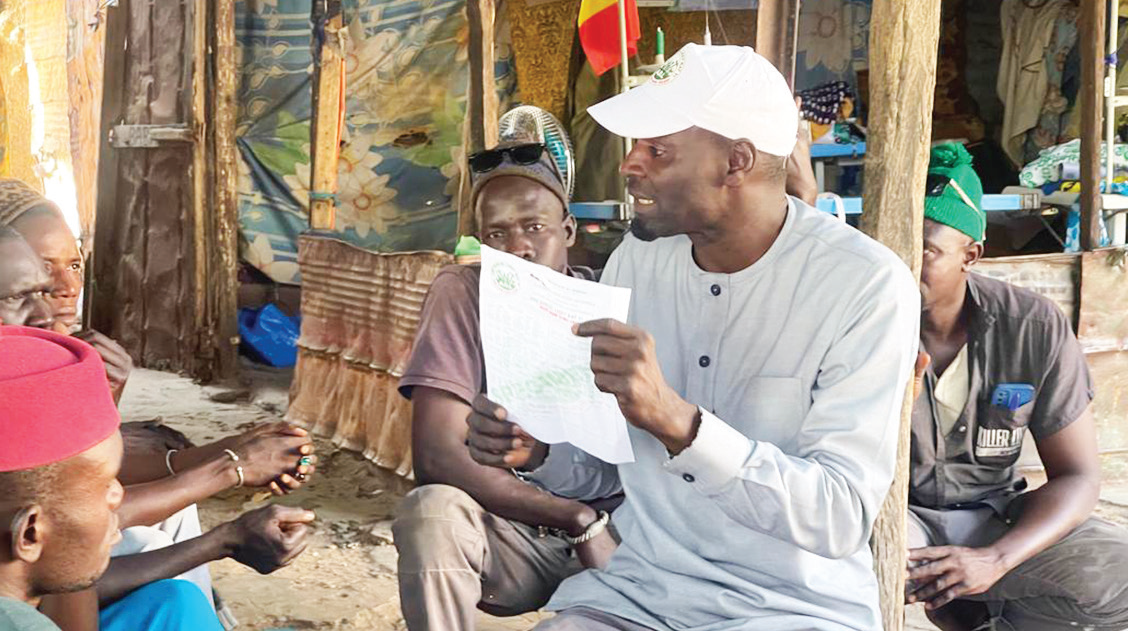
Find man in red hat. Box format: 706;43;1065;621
0;227;318;629
0;326;126;629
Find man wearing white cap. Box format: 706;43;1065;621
467;43;920;630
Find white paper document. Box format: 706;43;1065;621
479;245;635;464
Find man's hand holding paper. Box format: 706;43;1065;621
478;245;635;464
574;319;701;456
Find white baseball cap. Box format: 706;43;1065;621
588;43;799;157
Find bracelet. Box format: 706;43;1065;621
563;510;610;546
165;449;179;476
223;449;244;487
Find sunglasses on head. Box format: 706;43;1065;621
925;173;979;212
468;143;547;174
925;173;953;197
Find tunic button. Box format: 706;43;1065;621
699;355;710;367
710;284;721;296
682;473;695;483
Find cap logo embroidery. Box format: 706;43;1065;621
650;51;685;85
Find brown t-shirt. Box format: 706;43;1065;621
399;263;597;403
910;272;1094;511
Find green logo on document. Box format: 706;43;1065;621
651;51;685;85
492;263;520;293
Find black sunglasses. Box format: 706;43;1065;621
468;143;547;174
925;172;979;212
925;173;951;197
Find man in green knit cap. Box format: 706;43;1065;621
905;143;1128;630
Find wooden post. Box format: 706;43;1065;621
209;0;240;379
754;0;801;87
861;1;942;629
191;0;210;372
458;0;498;238
1080;0;1105;251
309;0;345;231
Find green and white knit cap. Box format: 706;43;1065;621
924;143;985;243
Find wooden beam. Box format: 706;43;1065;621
209;0;240;380
91;0;128;336
458;0;499;238
860;0;942;629
1080;0;1105;251
309;1;345;231
754;0;801;87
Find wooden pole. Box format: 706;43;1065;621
1080;0;1106;251
457;0;498;237
754;0;801;88
210;0;240;379
309;0;345;231
192;0;209;375
861;1;942;629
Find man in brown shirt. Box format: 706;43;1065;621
905;144;1128;630
394;144;621;631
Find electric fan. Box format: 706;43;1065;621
497;105;575;200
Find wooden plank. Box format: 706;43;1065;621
309;1;344;231
466;0;499;153
143;0;193;368
977;253;1080;327
753;0;801;87
1077;249;1128;455
860;0;943;628
91;0;128;335
458;0;499;237
1079;0;1104;251
1078;248;1128;353
210;0;240;380
1087;350;1128;454
92;0;206;376
115;0;154;362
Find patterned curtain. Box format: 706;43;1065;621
236;0;516;284
794;0;871;91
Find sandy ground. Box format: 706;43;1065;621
117;366;1128;631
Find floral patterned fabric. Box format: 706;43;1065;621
795;0;870;90
237;0;515;285
1020;2;1078;166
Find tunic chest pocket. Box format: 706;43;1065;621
725;376;805;448
972;398;1033;466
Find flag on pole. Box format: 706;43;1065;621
578;0;640;76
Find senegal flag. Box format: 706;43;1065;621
578;0;640;76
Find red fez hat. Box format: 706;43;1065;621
0;326;120;472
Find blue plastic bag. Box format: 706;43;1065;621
238;304;301;367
